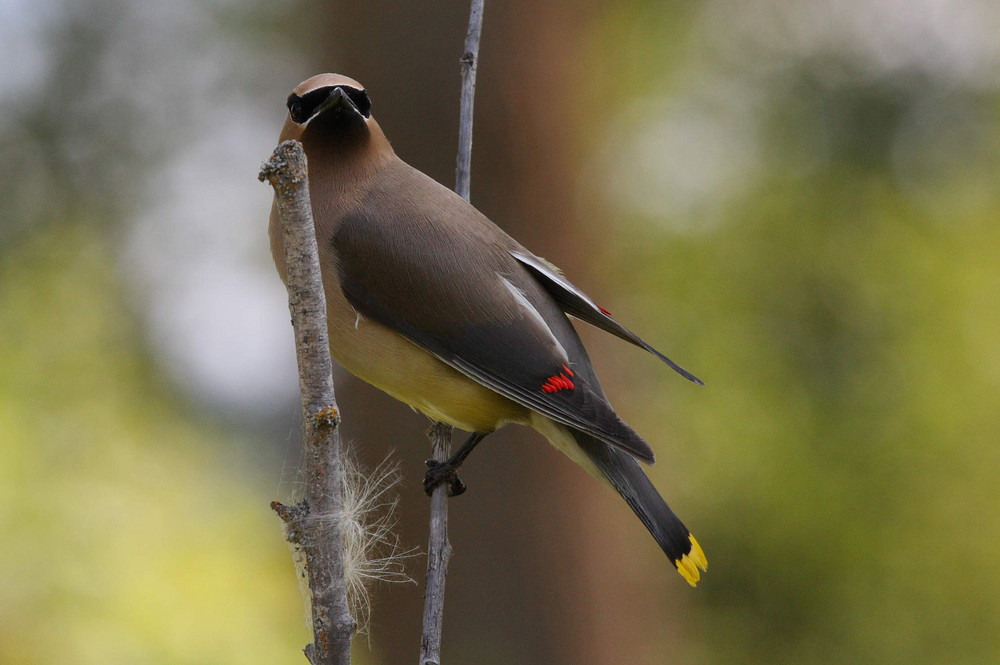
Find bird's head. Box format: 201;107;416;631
286;73;372;127
279;74;392;164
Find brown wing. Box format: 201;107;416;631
332;168;655;462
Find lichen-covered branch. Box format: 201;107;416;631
260;141;355;665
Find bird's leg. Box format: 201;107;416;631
424;432;488;497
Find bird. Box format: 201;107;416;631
269;73;708;586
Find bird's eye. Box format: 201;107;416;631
287;94;306;123
346;88;372;119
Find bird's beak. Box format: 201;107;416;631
318;86;358;115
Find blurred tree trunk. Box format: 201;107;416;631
310;1;678;663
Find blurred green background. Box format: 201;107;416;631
2;0;999;663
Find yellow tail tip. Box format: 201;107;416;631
674;535;708;587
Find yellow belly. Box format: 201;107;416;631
325;287;528;433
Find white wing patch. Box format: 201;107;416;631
511;251;603;312
499;275;569;363
512;250;705;385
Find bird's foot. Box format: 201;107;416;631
424;459;467;497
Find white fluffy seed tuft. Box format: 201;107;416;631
326;449;415;633
281;445;415;636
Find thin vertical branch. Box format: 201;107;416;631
420;3;485;665
454;0;485;202
419;422;455;665
260;140;355;665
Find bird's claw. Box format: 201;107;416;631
424;459;467;497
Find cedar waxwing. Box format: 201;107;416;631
269;73;708;586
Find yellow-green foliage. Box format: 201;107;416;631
579;5;1000;662
0;227;307;665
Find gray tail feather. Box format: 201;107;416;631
571;430;697;569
